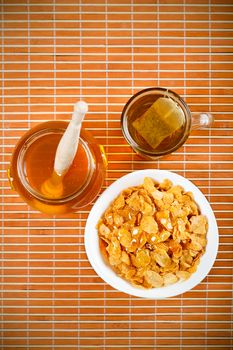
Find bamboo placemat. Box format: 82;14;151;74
1;0;233;349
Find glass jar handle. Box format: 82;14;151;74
191;113;214;130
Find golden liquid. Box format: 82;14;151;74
10;121;106;214
127;94;186;153
25;133;89;198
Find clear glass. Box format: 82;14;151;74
121;87;214;159
8;121;107;215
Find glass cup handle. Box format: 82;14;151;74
191;113;214;130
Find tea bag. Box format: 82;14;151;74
132;97;184;149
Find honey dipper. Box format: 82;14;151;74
41;101;88;199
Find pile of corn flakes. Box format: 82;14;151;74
98;177;207;289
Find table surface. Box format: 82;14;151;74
1;1;233;349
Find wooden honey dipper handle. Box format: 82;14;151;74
54;101;88;176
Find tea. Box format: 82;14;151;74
121;87;214;159
127;93;186;153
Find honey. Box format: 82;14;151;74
25;132;89;198
9;121;107;215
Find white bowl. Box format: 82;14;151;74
84;170;218;299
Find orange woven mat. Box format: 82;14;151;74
1;0;233;349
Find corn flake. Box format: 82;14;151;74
163;273;178;286
144;270;163;288
140;215;158;234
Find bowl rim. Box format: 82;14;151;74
84;169;219;299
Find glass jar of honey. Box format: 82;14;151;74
8;121;107;215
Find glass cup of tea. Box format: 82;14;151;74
8;121;107;215
121;87;214;159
